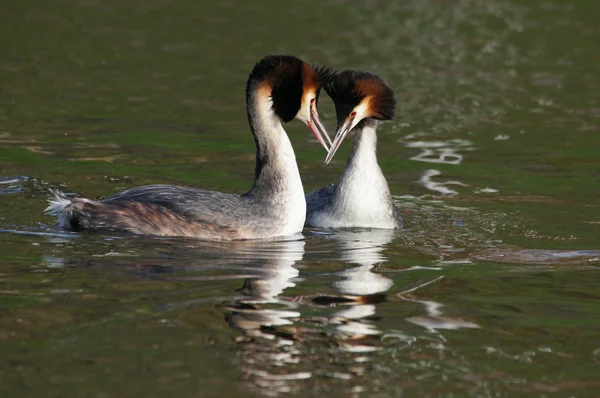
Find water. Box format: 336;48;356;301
1;0;600;396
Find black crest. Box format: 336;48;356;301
312;64;337;90
246;55;304;123
310;64;337;104
325;69;396;125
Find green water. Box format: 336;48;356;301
1;0;600;396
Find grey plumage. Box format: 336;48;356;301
44;55;334;240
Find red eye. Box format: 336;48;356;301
310;98;315;104
350;111;357;117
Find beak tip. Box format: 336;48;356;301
323;116;354;166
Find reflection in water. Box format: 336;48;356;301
417;169;468;196
398;132;500;198
225;238;304;330
223;237;308;396
472;248;600;267
397;277;479;339
325;230;395;342
401;133;475;165
0;175;29;195
225;230;400;395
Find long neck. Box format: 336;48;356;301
245;89;305;209
335;119;392;200
328;119;400;229
341;119;383;181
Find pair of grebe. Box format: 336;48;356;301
46;55;401;240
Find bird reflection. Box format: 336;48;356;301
312;230;395;343
225;230;397;395
223;237;310;396
225;237;304;332
40;233;310;396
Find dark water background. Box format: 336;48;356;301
1;0;600;396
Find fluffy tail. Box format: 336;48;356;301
43;189;227;237
44;189;76;228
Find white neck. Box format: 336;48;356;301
332;119;396;228
348;121;379;166
339;119;386;189
246;93;306;235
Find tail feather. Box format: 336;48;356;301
44;189;71;215
44;189;77;228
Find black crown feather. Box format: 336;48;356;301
325;69;396;123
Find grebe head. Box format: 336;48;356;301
247;55;335;150
323;70;396;164
297;63;336;151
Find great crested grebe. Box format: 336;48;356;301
305;69;402;229
46;55;335;240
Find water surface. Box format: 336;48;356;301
1;0;600;397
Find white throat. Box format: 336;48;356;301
274;121;307;235
332;119;395;228
251;94;306;236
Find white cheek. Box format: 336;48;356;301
301;90;317;118
353;100;371;121
296;100;311;123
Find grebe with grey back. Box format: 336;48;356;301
306;70;402;229
46;55;335;240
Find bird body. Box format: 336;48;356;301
306;70;402;229
46;55;334;240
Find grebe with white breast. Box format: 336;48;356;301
306;69;402;229
46;55;335;240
